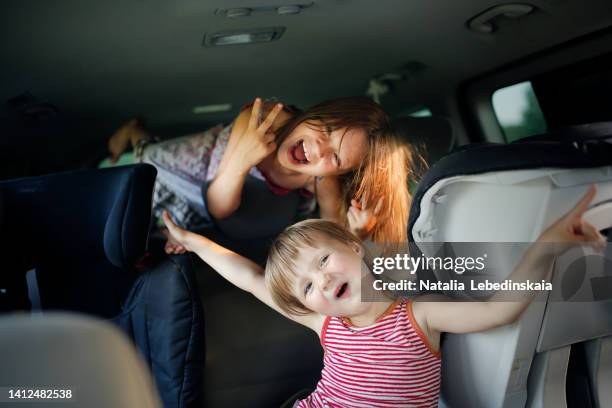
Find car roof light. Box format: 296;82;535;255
192;104;233;114
204;27;285;46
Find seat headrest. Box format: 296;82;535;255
102;165;157;267
0;313;162;408
408;140;612;241
0;164;156;268
391;116;455;165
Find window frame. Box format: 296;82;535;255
458;30;612;143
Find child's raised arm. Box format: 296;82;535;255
419;185;606;335
207;99;284;219
162;211;322;330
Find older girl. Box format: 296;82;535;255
108;97;414;251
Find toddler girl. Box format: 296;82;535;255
162;186;605;407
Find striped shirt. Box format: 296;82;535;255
296;298;441;407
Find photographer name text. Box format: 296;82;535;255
373;279;552;292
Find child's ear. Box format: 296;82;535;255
351;242;364;258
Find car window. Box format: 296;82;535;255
492;81;547;143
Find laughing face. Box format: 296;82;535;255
276;121;368;176
291;235;369;318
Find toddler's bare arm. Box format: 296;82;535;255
420;186;605;335
162;211;325;332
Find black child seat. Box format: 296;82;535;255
408;123;612;408
0;164;204;408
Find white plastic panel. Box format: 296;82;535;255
412;166;612;408
584;336;612;408
526;347;571;408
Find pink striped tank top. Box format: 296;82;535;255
296;298;441;407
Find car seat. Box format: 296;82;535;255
408;123;612;408
0;164;204;408
0;313;162;408
0;164;155;315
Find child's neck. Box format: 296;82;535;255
343;298;396;327
258;154;306;187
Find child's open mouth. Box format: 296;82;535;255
335;282;349;299
289;140;310;164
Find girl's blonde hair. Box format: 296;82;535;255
277;97;418;244
265;219;362;316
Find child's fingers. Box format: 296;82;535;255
266;141;277;154
569;185;597;218
264;131;276;147
162;210;180;233
373;197;384;215
350;205;362;219
580;220;604;242
351;199;360;210
582;224;606;253
347;208;358;227
247;98;262;129
360;192;368;210
162;210;173;226
258;103;283;132
165;241;186;255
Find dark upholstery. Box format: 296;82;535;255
0;164;156;315
202;175;302;240
196;261;323;408
113;254;204;408
0;164;205;407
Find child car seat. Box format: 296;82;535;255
0;164;156;315
408;122;612;408
0;165;204;408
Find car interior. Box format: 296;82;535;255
1;1;612;407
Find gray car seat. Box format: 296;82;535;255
0;313;162;408
408;123;612;408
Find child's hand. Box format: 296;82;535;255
162;211;193;254
229;98;283;173
538;185;606;253
348;195;383;239
161;228;187;255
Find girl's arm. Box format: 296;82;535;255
419;185;605;335
162;211;325;332
207;99;284;219
313;177;382;240
313;176;344;222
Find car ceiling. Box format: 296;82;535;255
1;0;611;148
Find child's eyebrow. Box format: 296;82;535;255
337;131;347;169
